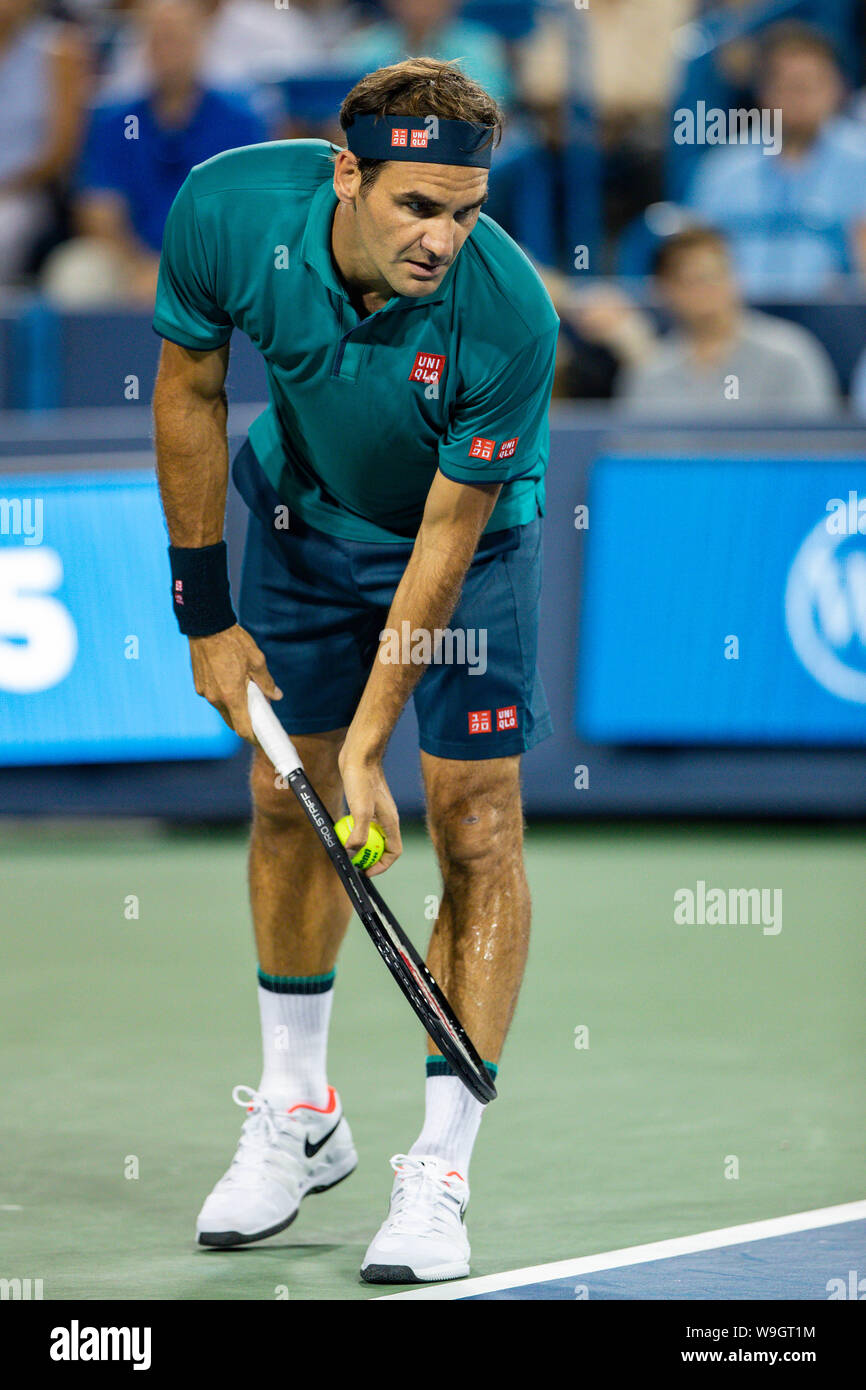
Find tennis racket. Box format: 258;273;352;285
247;681;497;1104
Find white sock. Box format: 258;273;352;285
409;1073;488;1179
256;972;334;1109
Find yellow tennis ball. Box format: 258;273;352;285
334;815;386;869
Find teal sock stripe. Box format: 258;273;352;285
257;968;335;995
426;1054;498;1082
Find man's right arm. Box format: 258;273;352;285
153;339;281;739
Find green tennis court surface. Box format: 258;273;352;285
1;820;863;1301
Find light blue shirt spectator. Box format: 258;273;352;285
343;15;512;109
687;118;866;295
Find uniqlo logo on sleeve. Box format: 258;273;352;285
496;705;518;731
409;352;446;384
497;437;519;459
173;580;184;606
468;710;492;734
391;128;408;147
469;437;496;461
410;129;429;148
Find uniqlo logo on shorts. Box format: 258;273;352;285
391;128;408;147
496;705;518;731
409;351;446;384
468;709;492;734
410;129;429;148
469;437;496;461
497;437;519;459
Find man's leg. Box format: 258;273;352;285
248;736;351;1108
195;732;358;1247
360;752;529;1283
402;751;528;1181
420;750;529;1065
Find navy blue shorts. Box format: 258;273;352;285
234;441;552;760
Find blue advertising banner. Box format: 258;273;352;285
0;469;240;764
576;456;866;745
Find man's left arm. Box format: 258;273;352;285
339;470;500;874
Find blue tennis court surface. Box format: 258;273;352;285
380;1201;866;1301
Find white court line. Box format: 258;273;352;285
375;1198;866;1300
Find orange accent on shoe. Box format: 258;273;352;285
446;1170;464;1180
287;1085;338;1116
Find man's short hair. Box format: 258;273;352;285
756;20;842;77
652;225;730;279
339;57;503;191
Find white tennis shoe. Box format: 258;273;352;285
360;1154;471;1283
196;1084;357;1247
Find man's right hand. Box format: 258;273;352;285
189;624;282;742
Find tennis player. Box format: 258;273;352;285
152;57;558;1284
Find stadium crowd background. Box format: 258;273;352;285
2;0;866;412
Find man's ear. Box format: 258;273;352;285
333;149;361;207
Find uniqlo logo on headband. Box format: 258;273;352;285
391;128;408;147
497;437;518;459
469;437;496;461
496;705;518;731
468;710;492;734
409;351;446;384
410;129;429;148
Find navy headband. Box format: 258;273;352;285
345;114;494;169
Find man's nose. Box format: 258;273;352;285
419;217;455;263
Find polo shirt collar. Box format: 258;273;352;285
301;177;456;309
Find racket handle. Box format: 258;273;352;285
247;680;302;778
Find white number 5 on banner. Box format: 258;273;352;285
0;548;78;693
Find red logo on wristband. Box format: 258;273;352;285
174;580;184;606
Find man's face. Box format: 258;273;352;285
658;244;739;328
339;159;489;299
143;0;204;91
760;46;842;144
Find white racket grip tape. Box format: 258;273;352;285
247;681;303;778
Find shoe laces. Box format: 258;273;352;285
219;1085;307;1188
385;1154;467;1236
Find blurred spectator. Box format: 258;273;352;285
848;342;866;418
42;0;266;306
687;22;866;294
554;227;839;412
518;0;694;239
344;0;512;108
100;0;359;103
0;0;88;285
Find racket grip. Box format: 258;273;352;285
247;681;302;778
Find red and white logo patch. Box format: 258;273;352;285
410;129;429;148
469;437;496;461
173;579;184;606
391;128;408;147
468;710;492;735
409;351;446;385
496;705;518;731
497;437;519;460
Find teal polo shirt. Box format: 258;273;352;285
153;138;559;543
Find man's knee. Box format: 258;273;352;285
250;733;344;830
425;757;522;869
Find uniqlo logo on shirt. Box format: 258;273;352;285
468;710;492;734
496;705;518;731
409;351;446;384
410;129;429;148
469;437;496;461
497;437;519;459
391;128;408;147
